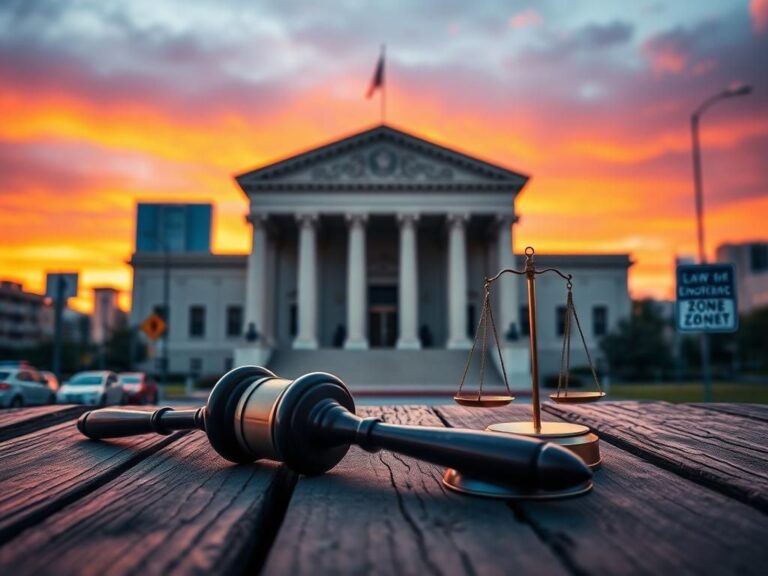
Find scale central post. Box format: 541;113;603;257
525;247;542;433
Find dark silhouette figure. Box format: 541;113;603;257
419;324;433;348
245;322;260;343
505;322;518;342
333;324;346;348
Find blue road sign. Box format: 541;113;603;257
45;273;79;301
676;264;738;333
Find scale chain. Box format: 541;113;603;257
556;285;603;398
478;290;489;399
569;294;603;394
556;290;572;397
455;280;512;401
485;290;512;396
456;288;489;398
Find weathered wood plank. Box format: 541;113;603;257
690;402;768;423
0;416;184;544
262;405;568;576
0;431;296;576
0;404;87;442
437;404;768;576
541;400;768;512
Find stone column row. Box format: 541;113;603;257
246;212;498;351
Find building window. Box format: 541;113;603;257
289;303;298;337
593;306;608;337
750;244;768;272
190;357;203;375
189;305;205;337
224;357;233;372
519;305;530;336
226;305;243;337
467;304;476;338
556;306;567;336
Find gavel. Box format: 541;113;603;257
77;366;591;493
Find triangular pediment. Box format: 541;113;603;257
235;125;528;192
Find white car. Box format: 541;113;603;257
0;368;57;408
57;371;125;406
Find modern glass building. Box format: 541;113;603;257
135;203;212;253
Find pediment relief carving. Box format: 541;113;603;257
236;126;529;190
311;145;454;181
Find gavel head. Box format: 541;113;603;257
204;365;355;474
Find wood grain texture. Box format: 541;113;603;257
690;402;768;423
437;404;768;576
0;417;184;544
262;405;568;576
540;400;768;512
0;431;296;576
0;404;87;442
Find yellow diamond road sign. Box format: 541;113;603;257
141;313;166;340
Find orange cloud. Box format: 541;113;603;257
644;43;686;75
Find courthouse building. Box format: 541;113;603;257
130;125;631;387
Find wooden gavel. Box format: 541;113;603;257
78;366;591;493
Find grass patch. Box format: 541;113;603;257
160;383;187;398
609;382;768;403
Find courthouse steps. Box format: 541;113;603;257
267;348;509;393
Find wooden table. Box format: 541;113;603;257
0;401;765;575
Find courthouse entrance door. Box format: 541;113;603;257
368;285;398;348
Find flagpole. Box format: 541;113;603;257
380;44;386;123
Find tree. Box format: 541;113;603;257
600;299;673;381
736;305;768;374
105;327;146;372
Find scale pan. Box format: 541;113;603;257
549;391;606;404
453;394;514;408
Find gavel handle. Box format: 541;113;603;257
310;401;590;490
78;408;204;439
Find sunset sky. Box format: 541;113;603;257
1;0;766;312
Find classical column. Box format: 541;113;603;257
344;213;368;350
293;213;319;350
497;214;520;341
396;213;421;350
244;214;268;345
447;213;471;349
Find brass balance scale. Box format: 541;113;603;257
444;246;605;499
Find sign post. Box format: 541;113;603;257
676;263;738;401
45;273;79;382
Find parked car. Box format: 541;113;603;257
118;372;159;405
57;371;124;406
40;371;60;392
0;367;56;408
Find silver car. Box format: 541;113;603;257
57;371;125;406
0;368;57;408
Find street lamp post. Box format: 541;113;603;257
161;237;170;399
690;83;752;401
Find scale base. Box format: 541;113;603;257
442;468;593;500
486;421;602;469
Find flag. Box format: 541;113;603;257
366;48;385;99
